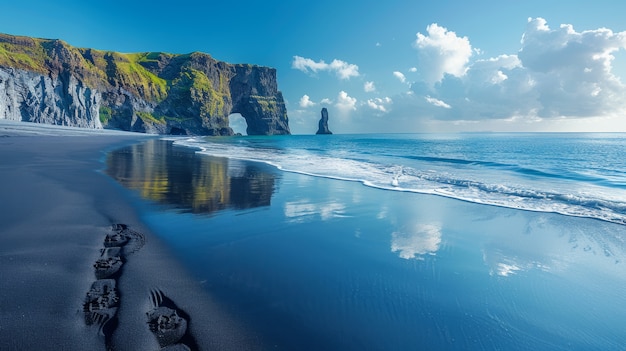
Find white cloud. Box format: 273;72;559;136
299;94;315;108
399;18;626;127
329;59;360;79
290;18;626;134
292;56;360;80
364;81;376;92
466;54;521;86
366;97;393;112
335;91;357;113
425;96;451;109
506;18;626;118
292;56;327;72
409;67;417;72
320;98;333;105
414;23;473;85
491;70;508;84
393;71;407;83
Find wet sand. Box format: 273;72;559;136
0;120;258;350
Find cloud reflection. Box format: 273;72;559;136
494;262;523;277
485;255;552;277
284;200;346;223
391;223;442;260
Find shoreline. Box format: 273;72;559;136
174;134;626;227
0;121;258;350
4;121;625;350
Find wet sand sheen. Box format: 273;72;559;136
0;121;260;351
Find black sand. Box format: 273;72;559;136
0;121;259;350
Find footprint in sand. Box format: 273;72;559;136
82;224;145;345
83;278;119;328
94;255;123;279
147;289;197;351
107;223;145;255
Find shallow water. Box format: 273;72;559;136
105;139;626;350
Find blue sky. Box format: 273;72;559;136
3;0;626;134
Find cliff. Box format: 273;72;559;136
0;33;290;135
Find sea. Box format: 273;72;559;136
105;133;626;350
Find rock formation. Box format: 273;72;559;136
316;107;332;134
0;33;290;135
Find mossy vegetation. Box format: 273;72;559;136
164;115;192;123
80;48;109;69
170;67;230;120
99;106;112;124
0;35;47;72
250;95;280;115
135;51;174;64
97;52;168;102
136;111;166;125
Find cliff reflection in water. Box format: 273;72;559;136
105;139;279;214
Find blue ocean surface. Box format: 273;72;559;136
105;133;626;350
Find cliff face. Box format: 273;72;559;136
0;67;102;129
0;33;290;135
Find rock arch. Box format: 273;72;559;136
228;65;290;136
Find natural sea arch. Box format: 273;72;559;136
228;113;247;135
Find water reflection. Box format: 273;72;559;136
283;199;347;223
105;139;279;214
391;223;442;260
474;211;625;278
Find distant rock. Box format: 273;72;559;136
0;33;290;136
316;108;332;135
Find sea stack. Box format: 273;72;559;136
316;108;332;135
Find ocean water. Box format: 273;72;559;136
105;134;626;350
174;133;626;225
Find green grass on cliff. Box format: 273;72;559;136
136;111;166;125
135;52;174;64
0;35;47;72
163;115;192;123
171;67;230;119
83;50;168;102
250;95;280;115
119;54;168;101
99;106;112;124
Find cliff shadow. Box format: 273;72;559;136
104;139;280;215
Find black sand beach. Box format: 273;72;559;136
3;121;626;350
0;121;258;350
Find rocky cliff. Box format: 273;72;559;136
0;33;290;135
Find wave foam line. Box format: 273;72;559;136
173;138;626;226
